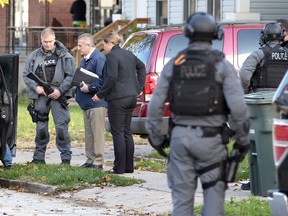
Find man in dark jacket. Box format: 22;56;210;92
70;0;86;27
75;33;106;170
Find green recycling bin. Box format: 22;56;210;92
244;91;277;197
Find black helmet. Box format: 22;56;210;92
261;23;284;43
184;12;224;42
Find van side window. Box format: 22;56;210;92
164;34;224;65
122;34;156;67
238;29;262;68
164;34;188;65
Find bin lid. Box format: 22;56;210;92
244;91;276;104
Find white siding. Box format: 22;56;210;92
122;0;288;25
136;0;148;19
250;0;288;21
197;0;207;12
123;0;133;21
222;0;235;13
169;0;183;24
222;0;235;20
147;0;156;26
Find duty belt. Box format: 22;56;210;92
175;124;223;137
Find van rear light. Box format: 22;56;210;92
144;73;158;101
274;124;288;142
274;145;288;162
273;119;288;163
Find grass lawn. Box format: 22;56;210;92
0;163;144;192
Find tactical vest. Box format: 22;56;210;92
251;44;288;89
35;52;58;83
169;49;228;116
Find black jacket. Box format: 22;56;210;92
97;45;146;101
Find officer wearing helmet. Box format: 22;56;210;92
240;22;288;94
146;12;250;216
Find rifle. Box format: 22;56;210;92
226;148;240;182
27;72;68;109
226;143;248;182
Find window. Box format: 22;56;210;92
207;0;221;21
122;34;157;66
164;33;223;65
0;54;19;94
156;0;168;25
238;29;262;68
164;34;189;65
183;0;196;21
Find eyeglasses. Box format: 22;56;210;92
42;40;55;44
77;43;90;48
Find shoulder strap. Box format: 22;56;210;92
261;45;271;56
212;49;225;62
30;49;43;71
258;45;272;67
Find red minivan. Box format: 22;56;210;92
106;23;265;137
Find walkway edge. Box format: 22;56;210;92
0;178;57;194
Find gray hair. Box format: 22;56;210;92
41;27;55;39
78;33;95;47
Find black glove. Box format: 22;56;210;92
234;143;250;162
148;135;170;158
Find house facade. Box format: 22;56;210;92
0;0;288;54
122;0;288;26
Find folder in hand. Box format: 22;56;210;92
72;68;99;87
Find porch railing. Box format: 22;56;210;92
6;17;150;65
70;18;150;66
7;26;91;55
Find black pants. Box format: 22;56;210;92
108;96;137;174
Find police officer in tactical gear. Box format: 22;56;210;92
23;27;76;165
146;12;250;216
240;22;288;94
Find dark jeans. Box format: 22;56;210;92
108;96;137;174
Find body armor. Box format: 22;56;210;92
251;45;288;89
35;52;58;83
169;49;228;116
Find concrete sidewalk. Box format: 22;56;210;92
5;143;254;215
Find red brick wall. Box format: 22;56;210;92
0;6;8;53
27;0;78;51
29;0;75;27
0;0;84;54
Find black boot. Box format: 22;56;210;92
241;181;250;190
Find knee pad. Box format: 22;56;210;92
39;128;48;141
57;128;65;141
